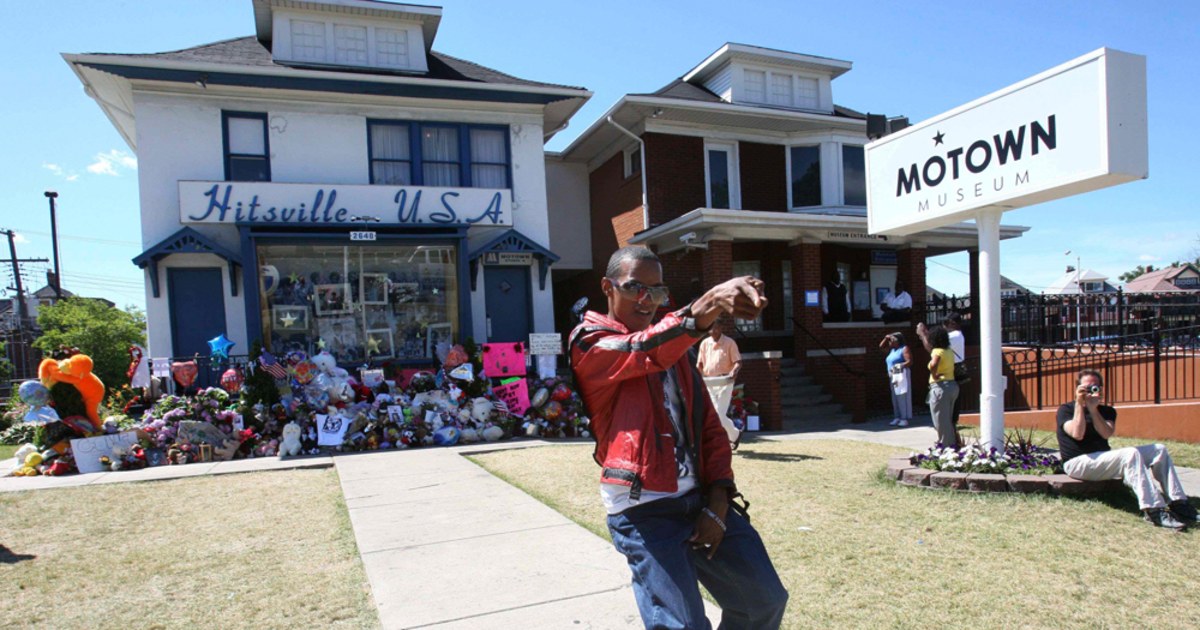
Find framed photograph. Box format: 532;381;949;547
365;329;395;359
360;273;389;305
875;287;891;306
315;283;351;316
425;322;452;358
273;305;309;330
391;282;419;305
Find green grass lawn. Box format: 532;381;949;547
0;469;378;628
471;440;1200;629
0;444;16;461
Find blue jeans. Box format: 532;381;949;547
607;490;788;630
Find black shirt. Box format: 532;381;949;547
1055;402;1116;462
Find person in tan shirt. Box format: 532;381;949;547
697;325;742;379
697;324;742;443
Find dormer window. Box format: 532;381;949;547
740;67;821;110
272;11;428;73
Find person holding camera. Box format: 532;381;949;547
1056;369;1197;529
916;322;959;447
880;332;913;427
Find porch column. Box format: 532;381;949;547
897;244;927;317
788;239;822;359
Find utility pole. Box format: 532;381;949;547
45;190;62;299
1;228;49;330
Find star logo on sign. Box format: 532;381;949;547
280;312;298;328
933;131;945;146
366;336;382;353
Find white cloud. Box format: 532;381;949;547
86;149;138;176
1138;254;1160;262
12;232;29;244
43;162;80;182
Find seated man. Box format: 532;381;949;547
1056;369;1197;529
879;281;912;323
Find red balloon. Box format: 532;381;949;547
542;400;563;421
551;383;573;402
220;368;244;394
172;361;198;389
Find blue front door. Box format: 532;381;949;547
168;267;227;359
484;266;531;343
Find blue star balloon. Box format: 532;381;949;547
208;334;236;360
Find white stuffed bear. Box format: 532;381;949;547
279;421;303;458
312;351;349;378
470;398;495;423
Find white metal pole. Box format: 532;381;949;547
977;208;1005;450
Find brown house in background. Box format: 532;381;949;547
546;43;1028;427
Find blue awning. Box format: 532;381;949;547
132;227;242;298
468;229;560;290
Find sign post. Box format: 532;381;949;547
866;48;1148;450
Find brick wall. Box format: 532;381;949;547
645;132;706;227
898;246;928;312
702;239;733;291
740;354;781;430
738;142;787;211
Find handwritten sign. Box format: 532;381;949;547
71;431;139;474
482;342;526;377
360;368;385;388
528;333;562;355
492;379;531;417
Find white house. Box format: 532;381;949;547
1045;268;1116;294
65;0;589;366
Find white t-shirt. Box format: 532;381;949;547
884;291;912;310
601;368;697;514
948;330;965;364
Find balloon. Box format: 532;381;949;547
542;400;563;421
551;383;573;402
531;388;550;409
449;362;474;381
172;361;199;389
18;380;49;407
220;368;244;394
432;425;461;446
312;372;333;393
291;360;317;385
443;345;469;369
208;334;236;360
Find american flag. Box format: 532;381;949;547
258;351;288;379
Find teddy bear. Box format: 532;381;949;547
279;421;303;458
38;353;105;425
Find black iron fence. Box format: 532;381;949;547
145;355;253;394
924;290;1200;347
955;324;1200;413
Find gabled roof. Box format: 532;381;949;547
80;36;584;90
1123;263;1200;292
1000;275;1031;294
1045;268;1115;294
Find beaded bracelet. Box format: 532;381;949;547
702;507;727;532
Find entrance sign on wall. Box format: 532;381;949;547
866;48;1147;237
180;181;513;227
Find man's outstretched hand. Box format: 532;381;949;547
692;276;768;330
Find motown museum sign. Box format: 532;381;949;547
865;48;1147;449
866;48;1148;236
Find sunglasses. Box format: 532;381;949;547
608;278;671;305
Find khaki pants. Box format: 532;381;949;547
1063;444;1188;510
703;375;740;442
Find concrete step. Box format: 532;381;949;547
780;358;800;368
781;392;832;406
778;375;815;389
779;383;823;397
780;366;805;378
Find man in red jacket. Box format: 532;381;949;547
571;246;788;629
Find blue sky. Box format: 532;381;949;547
3;0;1197;311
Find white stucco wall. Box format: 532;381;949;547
131;89;555;356
544;159;591;270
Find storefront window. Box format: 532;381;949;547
257;242;459;363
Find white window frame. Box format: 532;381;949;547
623;144;642;178
703;140;740;210
732;261;762;332
786;143;823;209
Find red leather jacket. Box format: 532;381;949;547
570;308;735;499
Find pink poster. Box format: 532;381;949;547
482;342;526;378
492;379;531;417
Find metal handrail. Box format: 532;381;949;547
789;315;864;377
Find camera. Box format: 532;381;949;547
1085;385;1101;395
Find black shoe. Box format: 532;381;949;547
1169;500;1199;523
1144;508;1187;530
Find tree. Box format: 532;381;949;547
1119;264;1155;283
33;298;146;392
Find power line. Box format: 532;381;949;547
5;227;139;246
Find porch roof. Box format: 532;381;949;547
628;208;1029;255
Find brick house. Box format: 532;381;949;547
547;43;1028;428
